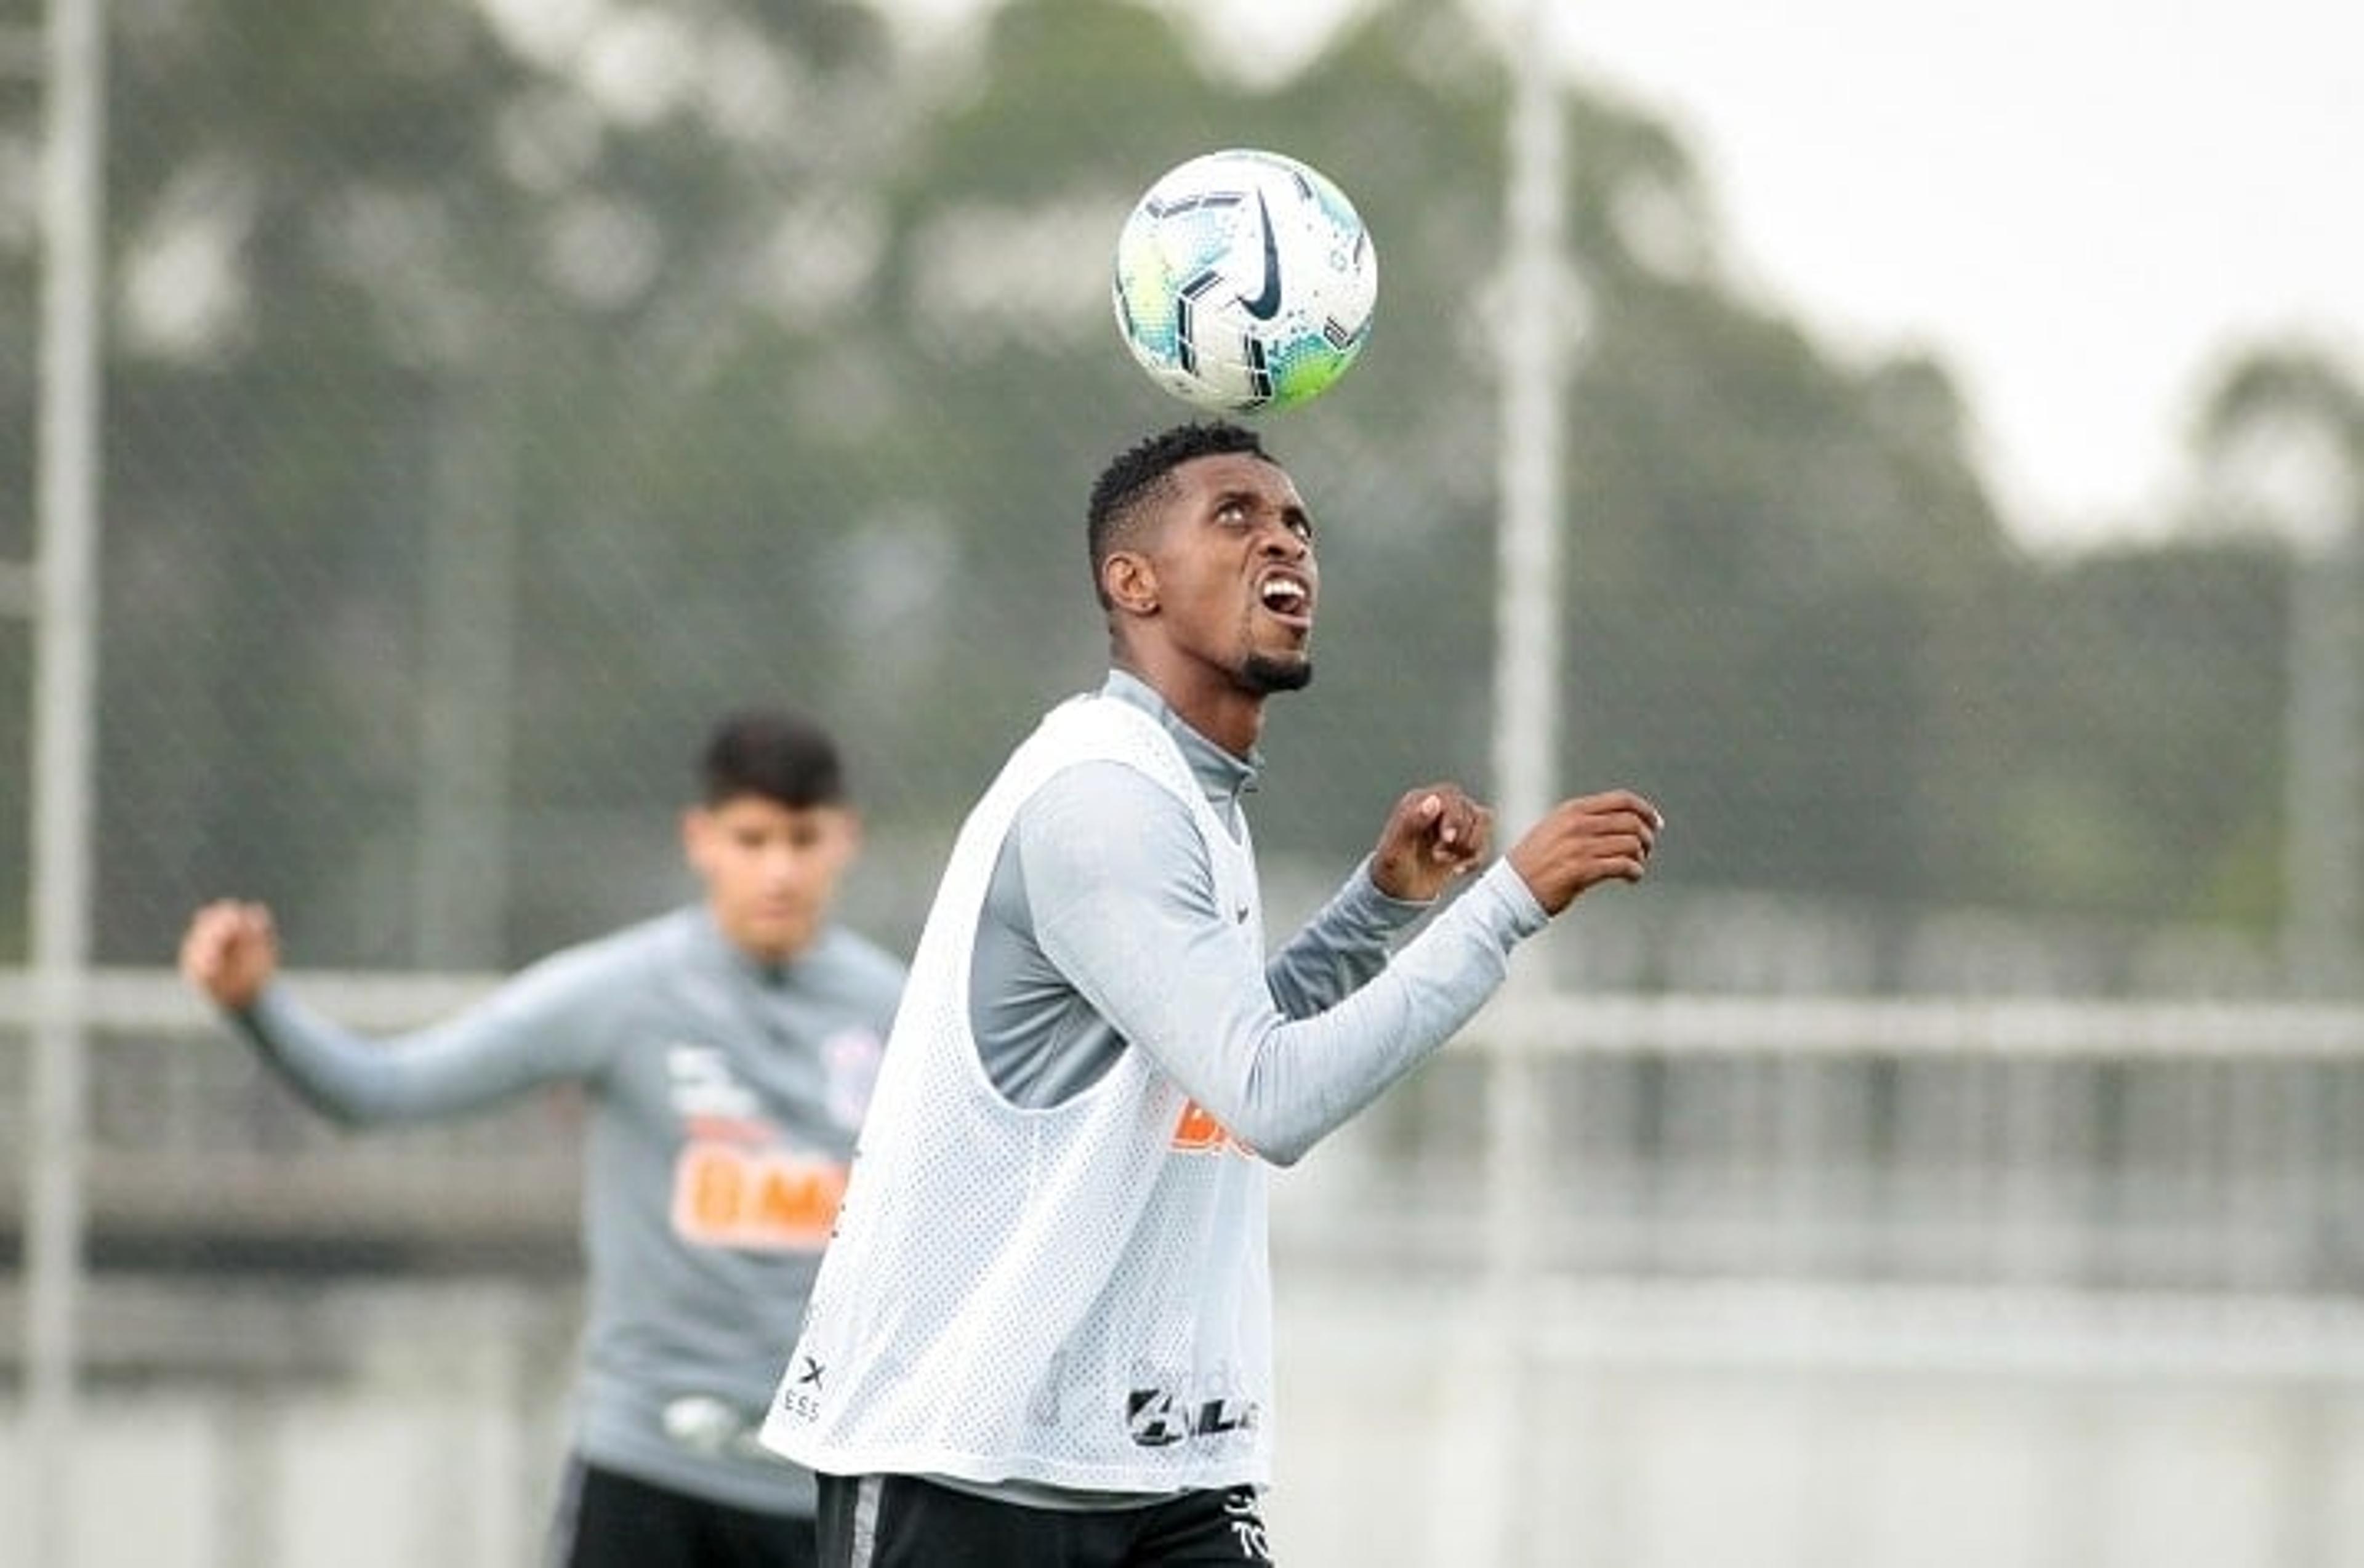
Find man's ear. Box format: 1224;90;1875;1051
1102;550;1159;616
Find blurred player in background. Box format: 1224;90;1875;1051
764;422;1661;1565
177;708;906;1568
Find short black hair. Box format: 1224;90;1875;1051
1086;421;1276;609
699;709;847;808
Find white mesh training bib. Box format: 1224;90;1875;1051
762;694;1275;1492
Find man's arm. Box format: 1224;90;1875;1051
1263;862;1428;1018
179;899;616;1127
1263;785;1498;1017
1018;773;1564;1165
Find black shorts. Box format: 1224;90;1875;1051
815;1473;1274;1567
546;1457;819;1568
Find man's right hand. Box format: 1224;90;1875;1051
179;899;281;1010
1505;790;1663;915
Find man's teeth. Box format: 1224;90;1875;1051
1261;580;1307;611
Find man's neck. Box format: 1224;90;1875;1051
1109;654;1266;760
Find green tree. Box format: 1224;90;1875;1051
18;0;2316;976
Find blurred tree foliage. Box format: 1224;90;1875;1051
0;0;2331;984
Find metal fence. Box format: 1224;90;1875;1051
8;979;2364;1565
8;973;2364;1298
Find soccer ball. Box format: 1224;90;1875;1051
1111;148;1377;414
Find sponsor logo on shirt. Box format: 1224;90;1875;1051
663;1041;850;1250
773;1353;826;1424
667;1042;766;1132
1171;1099;1253;1158
671;1143;846;1252
1125;1386;1261;1448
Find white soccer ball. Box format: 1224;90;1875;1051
1111;148;1377;414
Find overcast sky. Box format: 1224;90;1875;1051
1519;0;2364;547
891;0;2363;547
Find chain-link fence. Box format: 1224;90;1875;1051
10;0;2357;979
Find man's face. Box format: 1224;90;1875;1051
683;795;862;963
1134;451;1319;694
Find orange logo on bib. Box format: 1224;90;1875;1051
1171;1100;1252;1157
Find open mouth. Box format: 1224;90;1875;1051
1256;571;1313;629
